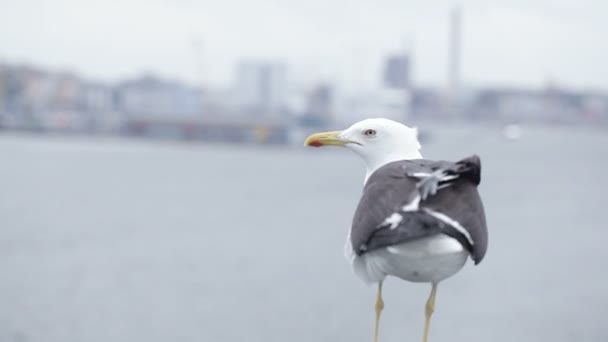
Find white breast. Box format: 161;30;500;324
350;234;469;284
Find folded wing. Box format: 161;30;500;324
350;155;488;264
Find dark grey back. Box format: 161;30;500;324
350;156;488;264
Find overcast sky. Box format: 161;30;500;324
0;0;606;91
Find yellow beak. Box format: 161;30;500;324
304;130;351;147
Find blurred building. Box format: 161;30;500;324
337;88;411;123
467;86;608;124
339;52;414;123
79;82;121;132
383;54;411;89
410;87;446;119
299;83;334;126
233;61;287;116
1;61;607;143
0;65;85;130
580;93;608;121
116;75;203;117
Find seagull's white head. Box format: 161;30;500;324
304;118;423;182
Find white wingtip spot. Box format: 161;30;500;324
411;171;459;183
410;172;431;178
381;212;403;230
440;174;459;181
402;195;421;212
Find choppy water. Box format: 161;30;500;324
1;124;607;342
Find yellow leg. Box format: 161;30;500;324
373;281;384;342
422;283;438;342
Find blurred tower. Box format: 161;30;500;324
447;6;462;115
383;54;411;89
235;61;287;116
305;83;334;125
379;50;412;121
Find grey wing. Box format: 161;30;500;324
350;155;488;264
412;155;481;200
410;155;487;263
350;159;443;255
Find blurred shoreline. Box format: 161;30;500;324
1;118;604;152
1;61;606;148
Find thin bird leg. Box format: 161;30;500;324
422;283;438;342
373;281;384;342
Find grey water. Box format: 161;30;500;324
1;123;607;342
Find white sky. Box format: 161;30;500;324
0;0;606;91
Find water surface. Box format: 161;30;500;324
1;124;607;342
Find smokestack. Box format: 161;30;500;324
448;6;462;115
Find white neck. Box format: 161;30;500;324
363;150;423;184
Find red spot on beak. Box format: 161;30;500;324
308;140;323;147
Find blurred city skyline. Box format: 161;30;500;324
1;0;607;91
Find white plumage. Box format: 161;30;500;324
352;235;468;284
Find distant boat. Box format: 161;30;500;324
502;124;523;141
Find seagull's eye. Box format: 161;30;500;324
363;129;376;137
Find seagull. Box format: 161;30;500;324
304;118;488;342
